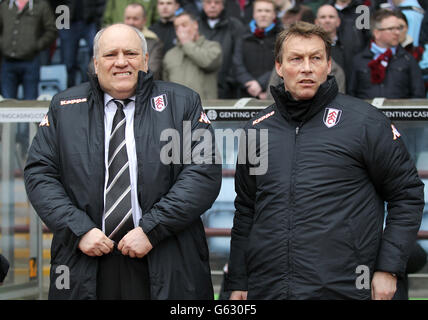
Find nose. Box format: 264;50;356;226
115;52;128;67
301;57;312;73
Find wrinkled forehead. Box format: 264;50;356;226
99;26;142;51
283;34;327;55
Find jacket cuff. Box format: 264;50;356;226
65;209;97;253
139;210;170;247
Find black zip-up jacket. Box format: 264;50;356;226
24;71;222;299
348;45;425;99
226;78;424;299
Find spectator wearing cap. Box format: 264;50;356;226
348;9;425;99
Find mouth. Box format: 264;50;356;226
113;72;132;77
298;79;316;85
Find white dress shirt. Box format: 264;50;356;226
102;93;142;233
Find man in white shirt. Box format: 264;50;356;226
24;23;222;300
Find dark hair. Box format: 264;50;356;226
274;21;332;63
394;9;408;26
174;10;198;22
371;9;397;32
127;3;146;18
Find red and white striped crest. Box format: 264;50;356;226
151;94;167;112
323;108;342;128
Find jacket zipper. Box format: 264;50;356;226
288;122;302;298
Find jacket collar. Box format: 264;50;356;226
361;43;406;59
271;75;339;124
200;9;229;27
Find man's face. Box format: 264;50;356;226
373;16;401;48
124;5;146;30
275;35;331;100
397;18;408;44
315;5;340;36
174;14;198;41
157;0;179;20
253;1;276;29
203;0;224;19
94;25;148;99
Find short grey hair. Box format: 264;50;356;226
93;24;148;58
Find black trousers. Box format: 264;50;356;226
96;247;150;300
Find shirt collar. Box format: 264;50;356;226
104;93;135;109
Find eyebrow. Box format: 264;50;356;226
102;48;140;54
287;49;324;56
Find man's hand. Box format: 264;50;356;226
176;28;195;45
230;290;248;300
245;80;262;97
371;271;397;300
258;92;267;100
78;228;114;257
118;226;153;258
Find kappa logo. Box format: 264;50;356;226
151;94;167;112
60;98;87;106
39;114;50;127
323;108;342;128
391;124;401;140
199;111;211;124
252;111;275;125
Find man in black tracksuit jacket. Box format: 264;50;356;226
226;22;424;300
24;24;222;299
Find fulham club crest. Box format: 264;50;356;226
151;94;167;112
323;108;342;128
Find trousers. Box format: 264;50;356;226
96;247;150;300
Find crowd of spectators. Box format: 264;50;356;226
0;0;427;102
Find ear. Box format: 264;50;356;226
373;29;380;43
143;52;149;72
337;16;341;28
93;57;98;75
327;56;332;75
275;60;283;78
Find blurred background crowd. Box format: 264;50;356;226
0;0;427;104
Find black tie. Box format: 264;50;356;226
104;99;134;243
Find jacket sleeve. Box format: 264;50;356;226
139;92;222;247
256;70;274;91
181;39;222;73
36;1;58;52
361;112;424;277
24;105;97;254
225;128;256;291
